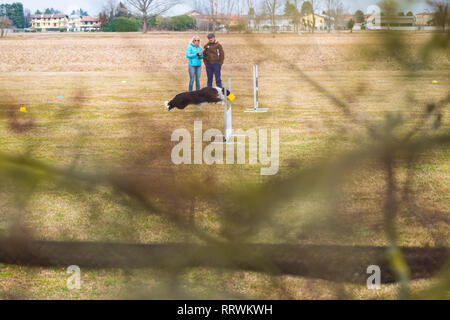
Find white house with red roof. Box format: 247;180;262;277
415;12;434;26
80;16;100;32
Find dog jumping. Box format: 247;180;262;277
165;87;234;111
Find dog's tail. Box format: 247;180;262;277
164;101;170;111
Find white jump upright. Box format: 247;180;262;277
224;78;233;142
245;64;269;113
213;78;245;144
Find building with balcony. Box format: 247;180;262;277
31;13;69;31
80;16;100;32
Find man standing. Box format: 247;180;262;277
203;33;225;88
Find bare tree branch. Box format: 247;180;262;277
126;0;179;32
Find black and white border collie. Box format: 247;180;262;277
165;87;231;111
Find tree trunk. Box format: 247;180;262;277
270;9;274;33
143;13;148;33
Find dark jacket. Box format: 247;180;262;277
203;41;225;66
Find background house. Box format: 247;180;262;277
185;11;244;32
248;14;328;32
365;12;416;30
337;14;360;30
31;14;99;32
415;12;434;27
249;15;292;32
301;14;329;31
184;10;203;19
31;13;68;31
80;16;100;32
68;15;82;32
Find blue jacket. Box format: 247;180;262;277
186;43;203;67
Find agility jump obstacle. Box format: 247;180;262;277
214;78;243;144
245;65;269;113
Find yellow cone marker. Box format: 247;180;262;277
228;93;236;102
19;107;27;113
432;80;438;84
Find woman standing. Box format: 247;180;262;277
186;36;204;92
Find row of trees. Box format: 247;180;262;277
282;0;414;33
281;0;326;32
98;0;449;34
1;0;448;34
189;0;343;33
151;15;197;31
102;16;142;32
431;0;449;31
252;0;346;33
70;8;89;16
34;8;89;16
102;14;197;32
34;8;60;15
101;1;197;32
101;0;180;33
189;0;449;33
0;2;25;28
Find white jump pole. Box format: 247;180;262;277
214;78;245;144
224;78;232;142
245;64;269;113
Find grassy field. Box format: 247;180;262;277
0;32;449;299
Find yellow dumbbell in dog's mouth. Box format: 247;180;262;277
228;93;236;102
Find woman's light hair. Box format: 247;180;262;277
190;35;200;44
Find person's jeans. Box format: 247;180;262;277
188;65;201;92
205;64;222;88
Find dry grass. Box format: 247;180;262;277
1;31;447;72
0;32;449;299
